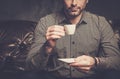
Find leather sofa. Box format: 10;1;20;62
0;20;37;72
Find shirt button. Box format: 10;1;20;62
71;56;75;58
72;41;75;44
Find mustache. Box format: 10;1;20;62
67;6;81;12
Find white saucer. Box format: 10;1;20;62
58;58;75;63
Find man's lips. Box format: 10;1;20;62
69;7;80;12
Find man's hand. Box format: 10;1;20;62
45;25;65;53
70;55;96;72
46;25;65;41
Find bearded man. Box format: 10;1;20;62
26;0;120;79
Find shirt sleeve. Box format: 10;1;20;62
26;17;52;71
96;17;120;70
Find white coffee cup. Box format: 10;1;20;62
64;24;76;35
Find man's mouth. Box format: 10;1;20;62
69;7;80;12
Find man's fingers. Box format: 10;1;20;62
46;25;65;40
47;25;64;33
78;67;91;71
76;67;90;73
70;62;92;67
46;35;61;40
46;31;65;37
70;64;90;67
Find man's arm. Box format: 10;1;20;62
96;17;120;70
70;17;120;72
26;18;52;71
26;17;65;71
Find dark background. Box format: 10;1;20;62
0;0;120;22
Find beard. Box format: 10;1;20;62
64;5;83;18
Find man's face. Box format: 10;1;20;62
63;0;88;17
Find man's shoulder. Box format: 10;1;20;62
85;11;111;30
85;11;106;20
40;12;62;20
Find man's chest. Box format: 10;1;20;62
55;26;101;58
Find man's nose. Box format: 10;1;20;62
72;0;77;6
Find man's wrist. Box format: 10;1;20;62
95;57;100;65
92;57;100;69
45;46;53;54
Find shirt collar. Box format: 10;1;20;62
57;10;89;25
80;11;91;24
